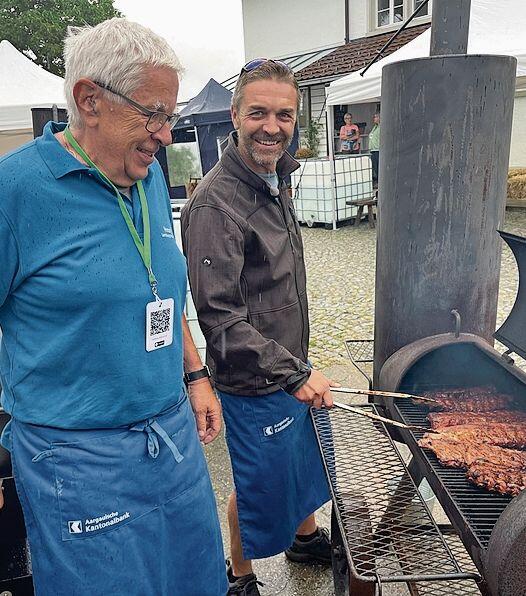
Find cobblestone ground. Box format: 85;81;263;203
303;209;526;371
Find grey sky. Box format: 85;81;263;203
114;0;245;102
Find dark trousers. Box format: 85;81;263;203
371;151;379;187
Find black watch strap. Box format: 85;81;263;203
184;365;210;384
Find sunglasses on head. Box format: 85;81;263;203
241;58;292;74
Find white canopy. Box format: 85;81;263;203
327;0;526;106
0;40;66;131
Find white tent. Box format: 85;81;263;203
0;40;66;155
326;0;526;166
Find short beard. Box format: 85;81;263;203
239;130;293;170
251;147;279;169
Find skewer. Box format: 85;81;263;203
331;387;437;404
332;401;439;434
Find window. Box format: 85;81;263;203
377;0;404;27
298;88;311;129
414;0;429;16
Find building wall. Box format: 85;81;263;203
242;0;432;61
242;0;345;60
348;0;370;39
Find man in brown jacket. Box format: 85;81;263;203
181;60;338;596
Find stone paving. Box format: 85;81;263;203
206;208;526;596
304;209;526;372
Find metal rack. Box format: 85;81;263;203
345;339;374;389
311;405;481;595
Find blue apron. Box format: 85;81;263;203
10;394;227;596
219;389;330;560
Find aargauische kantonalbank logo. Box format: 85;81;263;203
262;416;294;437
68;511;131;534
68;520;83;534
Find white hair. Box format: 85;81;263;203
64;18;183;128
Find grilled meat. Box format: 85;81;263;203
417;386;526;497
428;410;526;430
436;423;526;449
466;462;526;497
418;435;526;469
419;432;526;497
423;387;517;412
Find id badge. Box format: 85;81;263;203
145;298;174;352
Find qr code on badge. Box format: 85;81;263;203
150;308;170;335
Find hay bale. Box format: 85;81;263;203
508;170;526;200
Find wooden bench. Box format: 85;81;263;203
347;196;377;228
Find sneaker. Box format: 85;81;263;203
226;561;263;596
284;527;331;565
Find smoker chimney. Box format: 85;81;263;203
373;0;516;384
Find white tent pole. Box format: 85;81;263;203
326;95;337;231
193;126;203;173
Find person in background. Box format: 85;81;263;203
0;18;226;596
182;59;339;596
339;112;360;153
369;112;381;188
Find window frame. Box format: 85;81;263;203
413;0;431;18
298;87;311;130
376;0;405;28
369;0;432;33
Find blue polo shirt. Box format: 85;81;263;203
0;122;187;433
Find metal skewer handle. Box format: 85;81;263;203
332;401;437;434
331;386;437;404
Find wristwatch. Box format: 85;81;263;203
184;365;211;384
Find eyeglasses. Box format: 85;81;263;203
241;58;292;74
93;81;180;133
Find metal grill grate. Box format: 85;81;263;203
394;400;513;550
410;579;481;595
407;535;482;595
312;405;479;585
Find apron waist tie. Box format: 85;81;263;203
130;419;184;464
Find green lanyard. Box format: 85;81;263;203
64;127;160;301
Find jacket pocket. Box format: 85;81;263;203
253;300;304;357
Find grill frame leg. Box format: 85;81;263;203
331;499;377;596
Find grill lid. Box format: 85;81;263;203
494;231;526;360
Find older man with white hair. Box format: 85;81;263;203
0;18;226;596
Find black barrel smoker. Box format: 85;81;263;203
312;0;525;594
377;231;526;596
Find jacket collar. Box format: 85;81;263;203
221;131;300;194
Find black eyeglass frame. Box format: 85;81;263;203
93;81;180;133
240;58;292;74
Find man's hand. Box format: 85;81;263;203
292;369;340;409
187;379;222;444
